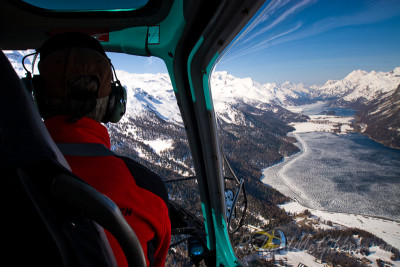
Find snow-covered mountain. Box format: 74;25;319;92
312;67;400;104
5;52;399;264
211;71;277;105
4;50;35;77
212;67;400;110
108;69;306;171
5;50;399;150
114;70;308;130
9;49;399;115
210;71;306;125
210;71;314;110
116;70;182;125
354;84;400;148
264;81;313;106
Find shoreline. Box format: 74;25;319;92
262;110;400;219
261;111;400;249
354;126;400;150
261;130;400;217
277;199;400;249
262;158;400;249
262;132;398;217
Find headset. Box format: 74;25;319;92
103;66;127;123
22;50;127;123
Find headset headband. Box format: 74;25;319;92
38;32;108;61
24;32;126;123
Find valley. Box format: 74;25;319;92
6;51;400;266
261;103;400;265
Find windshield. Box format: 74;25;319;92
5;0;400;265
212;0;400;265
6;50;203;264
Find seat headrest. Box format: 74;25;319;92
0;50;70;170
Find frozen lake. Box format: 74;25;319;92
262;103;400;221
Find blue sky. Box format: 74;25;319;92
108;0;400;86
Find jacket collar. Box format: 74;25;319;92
44;115;111;149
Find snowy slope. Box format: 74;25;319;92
210;71;307;125
6;51;400;150
116;70;183;125
264;81;312;106
211;71;276;104
6;51;400;266
211;71;279;124
213;67;400;109
4;50;35;77
354;84;400;148
314;67;400;103
211;71;312;108
7;50;400;122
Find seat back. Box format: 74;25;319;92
0;50;145;267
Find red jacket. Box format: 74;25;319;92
45;116;171;267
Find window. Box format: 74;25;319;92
212;0;400;265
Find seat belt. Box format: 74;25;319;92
57;143;118;157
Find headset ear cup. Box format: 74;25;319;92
103;81;126;123
21;75;40;110
21;76;34;94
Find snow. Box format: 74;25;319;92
242;250;324;266
291;121;334;133
276;250;324;267
362;246;399;266
290;115;354;134
255;214;270;225
143;138;173;154
340;123;353;132
263;100;400;256
6;51;400;265
285;101;326;114
116;70;183;125
211;71;277;108
214;101;245;124
316;68;400;102
135;146;146;158
279;201;400;250
8;51;400;123
4;50;36;77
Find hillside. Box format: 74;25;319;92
6;51;400;266
355;84;400;149
311;67;400;105
107;70;309;176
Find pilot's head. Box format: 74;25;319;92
36;32;115;123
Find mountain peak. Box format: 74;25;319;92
4;51;400;118
392;67;400;76
344;69;369;80
315;67;400;102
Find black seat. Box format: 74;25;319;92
0;49;146;267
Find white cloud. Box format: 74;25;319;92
221;0;400;63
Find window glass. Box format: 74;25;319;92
213;0;400;265
6;49;201;265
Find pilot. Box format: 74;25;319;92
35;32;171;267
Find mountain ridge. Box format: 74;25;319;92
316;67;400;104
5;50;399;149
354;84;400;149
6;50;400;265
7;49;399;111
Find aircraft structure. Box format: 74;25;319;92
0;0;265;266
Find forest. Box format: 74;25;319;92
107;102;398;266
354;84;400;149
